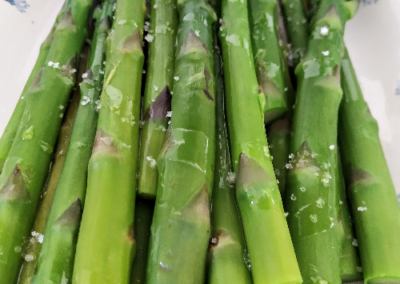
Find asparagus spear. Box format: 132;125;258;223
208;22;252;284
33;5;112;283
265;4;295;198
17;45;90;284
248;0;290;124
339;49;400;283
72;0;145;282
130;199;154;284
137;0;178;198
337;155;362;283
0;2;92;282
279;0;309;69
219;0;302;283
284;1;355;283
146;1;216;282
0;0;71;172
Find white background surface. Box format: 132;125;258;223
0;0;398;192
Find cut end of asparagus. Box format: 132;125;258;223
122;29;143;53
144;86;171;121
0;164;30;202
54;198;82;228
236;153;271;190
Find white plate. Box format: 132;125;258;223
0;0;398;195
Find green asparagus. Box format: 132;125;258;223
248;0;290;124
219;0;302;282
130;199;154;284
72;0;145;282
208;21;252;284
17;45;89;284
339;48;400;283
0;2;92;282
146;1;216;282
266;4;295;198
279;0;309;70
33;4;112;283
337;155;362;283
137;0;178;198
284;1;355;283
0;1;71;173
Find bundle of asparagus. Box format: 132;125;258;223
0;0;398;283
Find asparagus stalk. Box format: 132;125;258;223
339;49;400;283
265;4;295;198
33;5;112;283
17;45;90;284
337;155;363;282
219;0;302;283
0;0;71;172
248;0;290;124
72;0;145;282
208;21;252;284
0;2;92;282
279;0;309;69
137;0;178;198
284;1;355;283
130;199;154;284
146;1;216;283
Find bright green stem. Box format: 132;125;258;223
72;0;145;282
249;0;290;124
207;21;251;284
130;199;154;284
33;5;112;283
0;1;71;173
279;0;309;69
137;0;178;198
17;45;89;284
146;1;216;283
339;49;400;284
219;0;302;283
285;2;352;283
0;2;92;283
267;118;290;196
337;155;362;283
